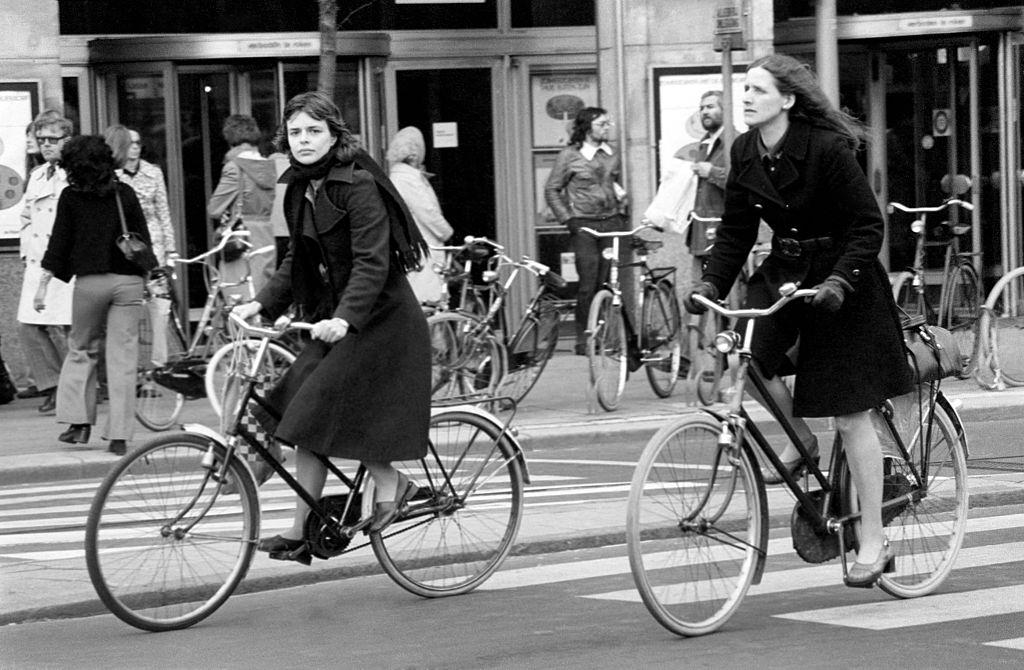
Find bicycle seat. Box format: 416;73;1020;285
631;237;664;253
542;271;567;289
456;245;494;263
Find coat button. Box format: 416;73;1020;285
852;269;861;277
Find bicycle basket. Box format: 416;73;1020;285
151;356;208;399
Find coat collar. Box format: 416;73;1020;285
733;120;813;206
279;158;357;185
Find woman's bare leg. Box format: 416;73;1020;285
363;461;400;501
836;410;885;562
747;373;817;459
283;447;327;539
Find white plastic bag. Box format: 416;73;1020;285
644;161;697;235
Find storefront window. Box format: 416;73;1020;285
511;0;594;28
283;62;362;139
116;73;167;171
248;69;280;152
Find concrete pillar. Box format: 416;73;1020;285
814;0;840;106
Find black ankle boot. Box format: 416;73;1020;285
58;424;91;444
108;439;127;456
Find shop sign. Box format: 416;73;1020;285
238;39;317;54
897;15;973;32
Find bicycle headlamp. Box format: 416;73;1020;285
602;248;616;260
714;331;741;354
482;270;499;283
911;219;925;234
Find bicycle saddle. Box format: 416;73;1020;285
631;237;664;253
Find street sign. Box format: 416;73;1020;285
713;1;746;52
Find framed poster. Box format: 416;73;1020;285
0;81;41;248
652;66;747;183
530;73;598;148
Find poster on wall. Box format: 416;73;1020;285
0;81;41;247
653;66;747;183
531;73;598;148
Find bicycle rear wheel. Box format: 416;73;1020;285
984;270;1024;386
642;280;681;398
852;389;969;598
370;409;524;597
627;415;766;636
135;304;186;431
497;298;560;403
427;312;504;400
204;340;296;416
85;432;259;631
687;311;725;406
588;290;628;411
940;262;980;376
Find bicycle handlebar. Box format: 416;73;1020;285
462;236;505;252
887;198;974;215
687;212;722;223
168;229;253;266
579;222;663;238
228;312;314;339
692;283;817;319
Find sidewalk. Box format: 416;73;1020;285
1;346;1022;625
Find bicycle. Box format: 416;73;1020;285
427;237;567;404
888;185;979;376
974;264;1024;390
626;283;969;636
581;223;682;411
84;312;528;631
134;230;279;429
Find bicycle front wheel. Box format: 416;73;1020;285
941;262;980;376
642;280;681;398
627;415;767;637
588;290;628;411
85;432;260;631
204;339;296;416
370;409;524;597
985;270;1024;386
853;389;969;598
426;312;504;400
135;305;186;431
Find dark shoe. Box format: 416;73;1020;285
17;385;44;399
369;472;417;533
58;424;91;444
574;343;587;356
761;436;819;485
38;391;56;414
257;535;311;566
845;540;895;588
108;439;127;456
676;355;692;379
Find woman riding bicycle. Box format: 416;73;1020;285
232;91;431;565
684;54;912;588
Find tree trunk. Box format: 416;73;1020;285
318;0;338;97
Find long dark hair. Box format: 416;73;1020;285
568;107;607;147
274;91;359;163
61;135;118;196
748;54;867;149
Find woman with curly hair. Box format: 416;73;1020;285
36;135;152;455
232;91;431;565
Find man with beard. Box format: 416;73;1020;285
683;90;731;280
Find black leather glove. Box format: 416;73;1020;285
811;275;853;313
683;281;719;315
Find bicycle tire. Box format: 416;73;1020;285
642;280;681;398
426;311;504;400
627;414;767;637
135;303;186;431
85;432;259;631
940;262;980;377
891;271;928;321
204;339;296;417
587;290;628;411
497;299;559;403
847;389;969;598
370;409;524;597
983;270;1024;386
687;311;725;406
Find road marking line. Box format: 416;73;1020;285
984;637;1024;650
774;584;1024;630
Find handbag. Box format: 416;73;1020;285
902;315;965;383
114;189;159;273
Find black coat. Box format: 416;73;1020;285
703;120;911;417
255;159;430;461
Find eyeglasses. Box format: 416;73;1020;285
36;135;66;145
593;121;615;128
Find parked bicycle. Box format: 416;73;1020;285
626;283;968;636
134;230;278;430
427;237;567;404
974;263;1024;390
888;176;979;375
581;223;682;411
85;312;528;631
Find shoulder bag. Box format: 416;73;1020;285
902;314;965;383
114;188;159;274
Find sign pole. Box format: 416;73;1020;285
720;36;736;162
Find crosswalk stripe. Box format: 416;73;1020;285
984;638;1024;651
774;584;1024;629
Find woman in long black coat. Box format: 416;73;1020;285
233;92;431;565
685;55;912;588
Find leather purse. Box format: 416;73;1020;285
902;315;965;383
115;189;158;273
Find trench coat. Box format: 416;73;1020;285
254;159;430;462
702;120;912;417
18;164;73;326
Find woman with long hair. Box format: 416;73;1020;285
232;91;431;565
36;135;151;455
684;54;912;587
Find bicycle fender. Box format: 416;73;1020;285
430;405;531;485
181;423;261;485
